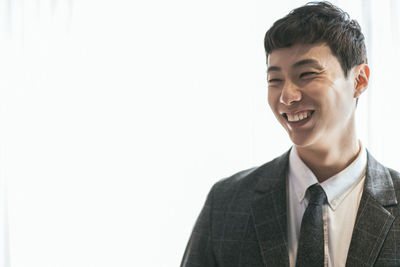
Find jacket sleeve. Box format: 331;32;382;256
180;185;218;267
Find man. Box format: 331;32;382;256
181;2;400;267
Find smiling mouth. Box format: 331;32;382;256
283;110;314;122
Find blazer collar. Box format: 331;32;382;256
253;149;397;205
363;150;397;206
346;151;397;266
250;149;398;267
250;149;291;267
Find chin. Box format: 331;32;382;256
288;131;316;148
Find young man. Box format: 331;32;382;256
181;2;400;267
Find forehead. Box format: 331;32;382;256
267;43;339;71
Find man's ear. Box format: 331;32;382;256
353;64;370;98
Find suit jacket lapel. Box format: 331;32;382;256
250;150;290;267
346;151;397;267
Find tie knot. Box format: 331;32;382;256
307;184;327;205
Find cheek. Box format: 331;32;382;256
267;89;280;110
320;85;354;120
331;83;355;108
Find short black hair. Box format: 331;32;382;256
264;1;367;77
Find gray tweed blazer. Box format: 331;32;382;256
181;149;400;267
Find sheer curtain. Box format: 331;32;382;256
1;1;399;267
364;0;400;168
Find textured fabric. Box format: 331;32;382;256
295;184;326;267
288;145;367;267
180;149;400;267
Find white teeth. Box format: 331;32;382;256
287;111;312;122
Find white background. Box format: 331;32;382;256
0;0;399;266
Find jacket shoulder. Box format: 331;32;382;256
212;152;288;192
209;153;289;211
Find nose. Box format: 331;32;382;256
280;80;302;105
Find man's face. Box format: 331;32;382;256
267;43;358;149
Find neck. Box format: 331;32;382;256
295;133;361;183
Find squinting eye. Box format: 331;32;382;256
268;79;282;83
300;72;317;78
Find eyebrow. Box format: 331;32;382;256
267;58;324;73
267;66;281;73
292;59;324;70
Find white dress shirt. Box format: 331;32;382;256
287;143;367;267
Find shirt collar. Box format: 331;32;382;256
289;142;367;210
